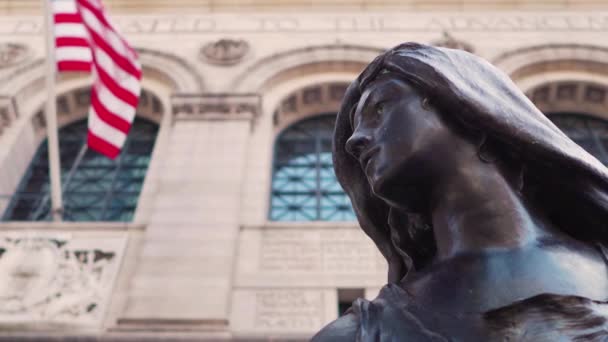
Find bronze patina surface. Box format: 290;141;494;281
313;42;608;341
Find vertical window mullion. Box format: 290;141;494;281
315;121;322;220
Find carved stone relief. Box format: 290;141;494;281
530;81;608;117
31;110;46;133
532;86;550;103
137;89;163;120
275;82;348;129
557;83;578;100
30;87;165;136
0;96;16;135
172;93;261;121
200;39;250;66
30;88;93;135
0;232;127;327
0;43;28;69
586;85;606;103
431;31;474;53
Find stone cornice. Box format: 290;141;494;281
2;1;608;15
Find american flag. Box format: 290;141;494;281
52;0;142;159
52;0;91;72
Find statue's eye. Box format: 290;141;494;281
376;103;384;116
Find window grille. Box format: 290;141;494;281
270;114;355;221
3;117;158;221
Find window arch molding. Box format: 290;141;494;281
241;72;359;225
30;86;164;141
231;44;381;93
493;44;608;82
273;82;350;133
491;44;608;101
526;79;608;167
0;84;166;223
527;81;608;122
0;46;194;145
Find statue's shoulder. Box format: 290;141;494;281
313;282;608;341
311;284;404;342
312;284;449;342
310;312;359;342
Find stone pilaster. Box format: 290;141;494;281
0;95;24;215
119;93;260;332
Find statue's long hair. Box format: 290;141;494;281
333;43;608;282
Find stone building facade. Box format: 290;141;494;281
0;0;608;340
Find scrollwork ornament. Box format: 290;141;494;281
431;31;475;53
0;43;29;69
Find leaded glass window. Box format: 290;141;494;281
3;117;158;221
270;114;355;221
550;113;608;165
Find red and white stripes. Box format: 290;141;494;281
52;0;92;72
53;0;142;159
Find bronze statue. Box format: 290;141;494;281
313;43;608;341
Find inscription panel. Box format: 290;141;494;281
237;227;387;287
258;228;385;274
255;290;323;331
260;230;321;272
3;13;608;36
231;289;330;334
321;231;381;273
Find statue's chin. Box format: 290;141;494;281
372;180;428;215
367;161;429;213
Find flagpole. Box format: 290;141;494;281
42;0;64;221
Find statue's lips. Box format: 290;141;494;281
359;147;380;173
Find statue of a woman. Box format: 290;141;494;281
313;43;608;341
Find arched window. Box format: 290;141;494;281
3;117;158;221
550;113;608;165
270;114;355;221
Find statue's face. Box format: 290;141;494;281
346;76;459;210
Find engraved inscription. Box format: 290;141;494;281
321;230;383;273
260;230;321;271
254;290;323;330
3;15;608;36
259;229;385;274
322;240;377;273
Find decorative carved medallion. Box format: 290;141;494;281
0;43;29;69
0;232;127;327
432;31;474;53
200;39;250;66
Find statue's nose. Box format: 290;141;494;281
345;132;371;158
